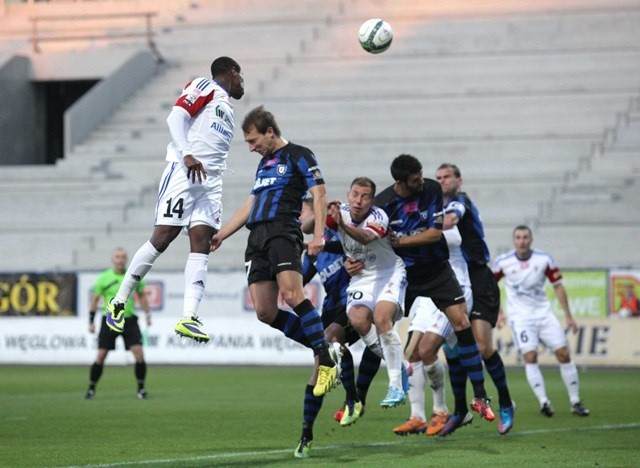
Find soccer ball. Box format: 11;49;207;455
358;18;393;54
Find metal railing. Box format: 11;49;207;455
29;11;163;61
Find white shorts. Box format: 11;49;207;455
346;268;407;322
407;285;473;349
509;312;568;355
154;162;223;230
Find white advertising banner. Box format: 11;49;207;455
1;271;639;366
0;271;347;366
0;316;329;365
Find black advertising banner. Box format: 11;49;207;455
0;273;77;317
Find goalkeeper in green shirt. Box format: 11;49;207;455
85;247;151;400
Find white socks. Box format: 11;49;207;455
560;361;581;405
115;241;160;303
361;325;385;360
425;360;448;414
379;329;403;389
183;253;209;318
525;363;548;406
408;359;448;421
408;361;426;421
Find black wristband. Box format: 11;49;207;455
89;311;96;322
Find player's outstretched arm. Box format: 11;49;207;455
211;195;254;252
338;219;377;245
392;227;442;248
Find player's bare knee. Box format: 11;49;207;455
446;307;470;330
373;314;392;333
475;338;493;359
406;345;420;362
95;349;108;365
418;334;441;365
280;290;303;309
150;226;181;252
555;347;571;363
255;306;278;324
419;347;438;365
324;323;345;343
348;313;370;335
523;351;538;364
189;225;216;253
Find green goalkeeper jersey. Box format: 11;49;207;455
92;268;145;318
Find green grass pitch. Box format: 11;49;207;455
0;365;638;467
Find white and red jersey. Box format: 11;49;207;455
327;204;405;281
166;78;235;174
492;249;563;318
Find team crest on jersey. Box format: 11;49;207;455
277;164;288;175
183;89;202;106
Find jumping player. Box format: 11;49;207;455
211;106;337;398
106;57;245;343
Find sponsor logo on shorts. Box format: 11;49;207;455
277;262;292;267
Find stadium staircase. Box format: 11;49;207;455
2;0;639;271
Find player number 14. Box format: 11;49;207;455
163;197;184;218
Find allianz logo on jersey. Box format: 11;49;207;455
215;105;234;126
210;122;232;143
253;177;277;190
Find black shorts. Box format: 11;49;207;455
322;306;360;346
469;264;500;327
404;262;465;315
245;221;303;285
98;315;143;350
